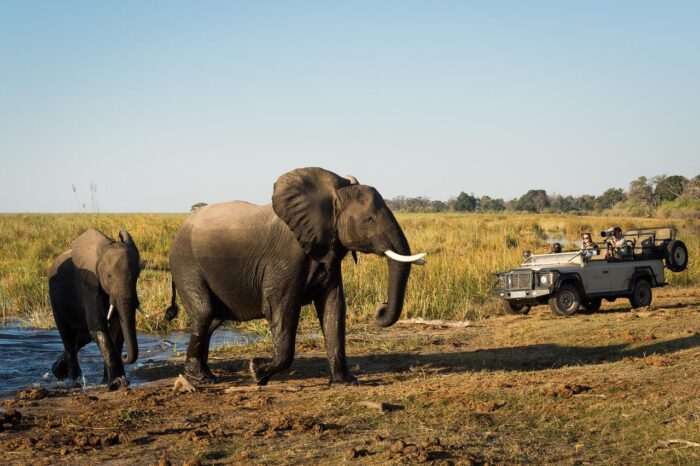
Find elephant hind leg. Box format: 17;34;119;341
52;315;87;381
180;283;221;382
249;301;301;386
52;353;70;380
184;317;223;382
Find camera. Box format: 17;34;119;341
600;229;615;238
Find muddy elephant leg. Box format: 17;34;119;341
52;329;81;380
314;277;357;385
201;318;223;378
250;301;301;386
51;305;83;380
103;318;124;384
83;295;127;390
184;316;218;382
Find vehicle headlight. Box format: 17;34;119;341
540;274;548;285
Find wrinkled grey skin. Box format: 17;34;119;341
49;229;142;390
165;167;415;385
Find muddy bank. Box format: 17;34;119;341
2;287;700;465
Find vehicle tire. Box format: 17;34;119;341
665;240;688;272
502;300;531;315
549;284;581;317
629;279;652;308
582;298;602;312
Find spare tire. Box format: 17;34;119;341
665;240;688;272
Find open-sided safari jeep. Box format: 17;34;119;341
492;226;689;316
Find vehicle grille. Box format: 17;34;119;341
505;271;533;290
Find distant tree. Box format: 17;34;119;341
575;194;595;212
429;200;447;212
653;175;687;202
479;196;506;212
454;192;478;212
516;190;550;212
595;188;626;211
628;176;656;210
548;195;567;212
682;175;700;200
191;202;208;212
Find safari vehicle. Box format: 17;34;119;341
493;227;688;316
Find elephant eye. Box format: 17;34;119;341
364;216;375;225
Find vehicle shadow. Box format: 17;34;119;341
134;332;700;384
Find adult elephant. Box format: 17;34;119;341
165;167;425;385
49;229;145;390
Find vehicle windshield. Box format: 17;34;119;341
522;251;582;266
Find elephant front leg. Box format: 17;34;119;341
91;330;128;390
314;281;357;385
84;296;127;390
103;318;124;384
249;300;301;386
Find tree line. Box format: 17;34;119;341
386;174;700;215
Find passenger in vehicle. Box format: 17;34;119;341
605;226;629;259
581;232;599;259
549;242;562;254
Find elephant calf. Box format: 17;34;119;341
49;228;145;390
165;167;425;385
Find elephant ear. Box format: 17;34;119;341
72;228;114;288
272;167;354;261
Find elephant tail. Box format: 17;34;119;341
163;280;179;321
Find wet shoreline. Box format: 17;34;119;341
0;322;256;398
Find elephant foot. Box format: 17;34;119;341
249;358;271;386
107;375;129;391
184;358;217;383
330;370;359;386
52;355;81;381
52;356;69;380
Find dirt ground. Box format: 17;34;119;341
2;287;700;465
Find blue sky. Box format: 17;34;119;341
1;1;699;212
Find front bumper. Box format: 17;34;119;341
493;288;552;300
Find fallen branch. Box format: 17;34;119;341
661;439;700;448
661;412;700;424
223;385;302;394
397;318;472;328
356;401;403;414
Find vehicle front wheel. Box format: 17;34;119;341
502;300;531;315
582;298;602;312
549;284;581;317
629;279;652;308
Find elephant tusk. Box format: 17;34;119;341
385;250;426;265
107;304;115;320
137;306;150;318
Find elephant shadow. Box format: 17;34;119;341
134;333;700;384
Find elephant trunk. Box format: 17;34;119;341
119;300;139;364
375;226;412;328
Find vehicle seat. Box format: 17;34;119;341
654;228;672;246
636;234;654;258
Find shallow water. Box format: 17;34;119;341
0;322;255;397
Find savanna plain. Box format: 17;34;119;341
1;213;700;465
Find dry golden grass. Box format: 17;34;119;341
0;213;698;330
